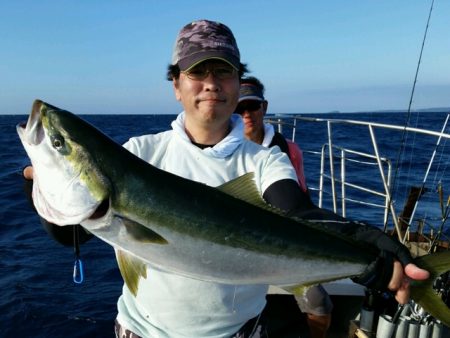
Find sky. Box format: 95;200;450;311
1;0;449;115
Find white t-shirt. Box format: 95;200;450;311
116;113;297;338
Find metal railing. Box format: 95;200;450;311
266;114;450;246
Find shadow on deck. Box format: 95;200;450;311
263;294;363;338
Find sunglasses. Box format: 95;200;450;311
182;63;237;81
235;101;262;115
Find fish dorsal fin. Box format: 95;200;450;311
116;250;147;297
217;173;285;215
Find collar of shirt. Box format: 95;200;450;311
171;112;244;158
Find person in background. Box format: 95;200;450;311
237;76;332;338
23;20;429;338
237;77;307;192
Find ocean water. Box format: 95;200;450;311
1;114;174;337
1;111;450;337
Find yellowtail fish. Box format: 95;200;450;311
17;100;450;327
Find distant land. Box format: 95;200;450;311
325;107;450;114
268;107;450;116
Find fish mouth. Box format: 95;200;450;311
17;100;45;146
89;199;110;220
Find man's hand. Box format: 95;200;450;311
23;165;33;180
389;262;429;304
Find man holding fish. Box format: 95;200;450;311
22;19;430;338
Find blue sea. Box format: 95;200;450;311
1;111;450;337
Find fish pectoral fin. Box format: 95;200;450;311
411;251;450;328
217;173;285;215
118;216;168;244
116;250;147;297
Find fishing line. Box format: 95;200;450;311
405;114;450;230
401;113;421;190
388;0;435;216
395;122;416;202
430;202;450;252
431;122;450;186
231;285;237;313
73;224;84;284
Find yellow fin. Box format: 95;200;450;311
281;284;310;297
279;274;353;296
411;251;450;327
217;173;285;215
116;250;147;297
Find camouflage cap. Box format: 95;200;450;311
172;20;240;71
239;83;265;102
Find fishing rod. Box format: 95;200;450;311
389;0;434;193
401;115;450;244
387;0;436;239
429;191;450;252
358;2;442;336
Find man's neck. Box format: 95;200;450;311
191;140;216;149
246;129;264;145
184;118;230;145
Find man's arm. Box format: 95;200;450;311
286;140;308;192
262;179;429;304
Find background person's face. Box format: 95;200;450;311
237;100;267;141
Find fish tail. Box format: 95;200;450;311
411;251;450;327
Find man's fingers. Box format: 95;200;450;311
388;260;403;291
388;262;430;291
404;263;430;280
388;262;429;304
23;166;33;180
394;278;410;305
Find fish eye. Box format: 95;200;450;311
51;135;65;150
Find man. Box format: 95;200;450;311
23;20;428;338
236;76;332;338
237;77;307;192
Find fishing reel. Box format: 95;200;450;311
433;270;450;307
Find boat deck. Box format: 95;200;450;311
264;294;363;338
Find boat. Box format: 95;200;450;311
264;113;450;338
